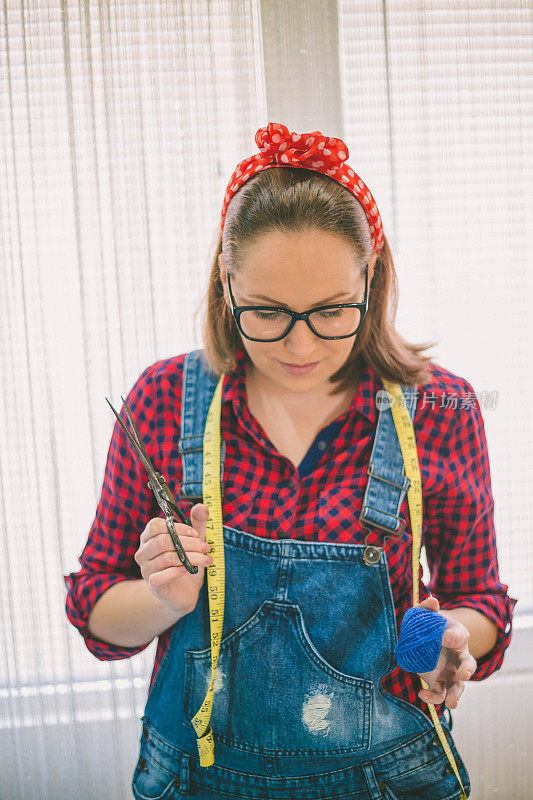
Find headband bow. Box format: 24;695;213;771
255;124;349;169
220;122;384;254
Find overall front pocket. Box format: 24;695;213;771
131;748;181;800
183;599;373;756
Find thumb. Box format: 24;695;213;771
190;503;210;542
417;596;440;612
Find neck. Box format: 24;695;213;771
245;360;356;420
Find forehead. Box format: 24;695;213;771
240;229;359;266
236;230;363;290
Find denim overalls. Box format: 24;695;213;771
131;349;471;800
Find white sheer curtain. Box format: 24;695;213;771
1;1;531;799
337;0;532;618
0;2;265;798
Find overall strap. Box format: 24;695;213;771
178;348;417;532
359;384;418;539
177;348;225;503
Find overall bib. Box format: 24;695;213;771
131;350;471;800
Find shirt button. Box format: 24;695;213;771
317;440;326;451
505;622;510;633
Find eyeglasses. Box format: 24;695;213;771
226;266;369;342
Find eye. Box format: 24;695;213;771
318;308;344;319
252;310;283;320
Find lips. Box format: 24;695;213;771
279;360;319;375
282;362;316;368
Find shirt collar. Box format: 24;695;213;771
221;345;380;425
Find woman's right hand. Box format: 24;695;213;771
134;503;213;615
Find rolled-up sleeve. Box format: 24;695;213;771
424;378;518;680
64;364;159;660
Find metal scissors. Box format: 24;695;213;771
105;395;199;574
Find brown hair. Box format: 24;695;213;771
196;166;436;393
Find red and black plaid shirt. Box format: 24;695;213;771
64;345;517;720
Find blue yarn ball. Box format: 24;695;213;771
395;606;449;673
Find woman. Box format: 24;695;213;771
64;123;517;799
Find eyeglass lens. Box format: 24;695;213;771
239;306;362;341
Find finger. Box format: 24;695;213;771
417;596;440;612
141;523;198;560
457;653;477;681
444;680;465;709
441;624;469;651
168;518;200;536
147;547;213;577
140;517;169;543
143;531;211;561
148;565;189;588
172;516;199;535
190;503;210;543
418;684;447;705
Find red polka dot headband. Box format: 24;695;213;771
220;122;384;254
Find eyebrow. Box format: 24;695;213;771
246;290;353;308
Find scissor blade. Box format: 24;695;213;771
120;394;153;465
105;397;158;481
117;397;186;518
105;396;196;573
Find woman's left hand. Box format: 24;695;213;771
415;596;478;709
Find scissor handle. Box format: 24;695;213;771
165;515;199;575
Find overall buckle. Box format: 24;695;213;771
359;513;405;566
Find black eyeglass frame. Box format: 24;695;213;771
226;264;369;342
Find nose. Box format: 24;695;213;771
283;318;319;356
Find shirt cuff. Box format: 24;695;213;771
438;592;518;680
64;571;151;660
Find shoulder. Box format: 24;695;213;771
135;352;188;388
132;350;211;398
418;359;475;396
124;352;195;425
412;360;480;438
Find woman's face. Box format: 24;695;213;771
219;229;377;398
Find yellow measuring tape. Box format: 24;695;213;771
189;375;225;768
190;372;466;798
382;379;467;800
